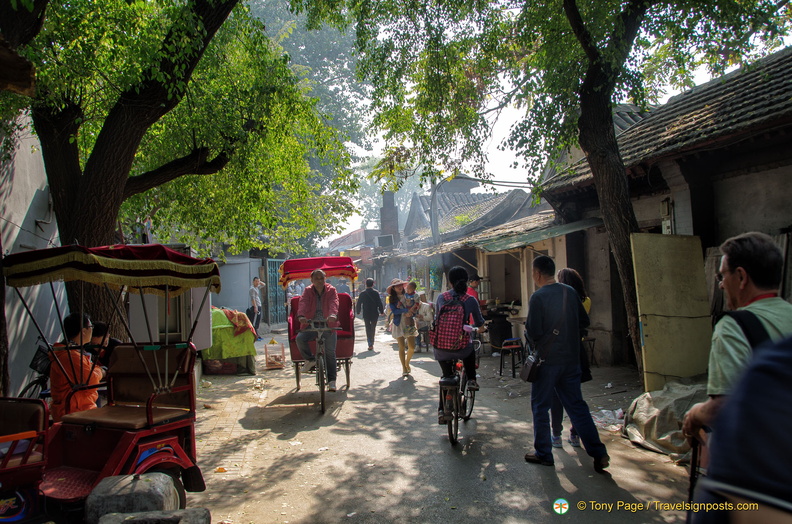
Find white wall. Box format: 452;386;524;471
215;257;262;312
2;120;65;395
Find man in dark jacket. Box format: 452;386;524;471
355;278;384;351
524;255;609;473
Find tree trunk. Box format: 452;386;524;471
578;82;644;374
0;234;9;396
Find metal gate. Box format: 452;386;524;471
264;258;287;326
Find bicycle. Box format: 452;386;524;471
297;320;339;414
19;341;51;400
438;331;483;445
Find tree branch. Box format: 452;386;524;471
124;148;230;199
563;0;599;63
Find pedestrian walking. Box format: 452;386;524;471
247;276;264;340
524;255;609;473
356;278;384;351
550;267;593;449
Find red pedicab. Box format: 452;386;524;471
279;257;357;404
1;244;221;522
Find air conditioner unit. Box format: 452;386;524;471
376;234;394;248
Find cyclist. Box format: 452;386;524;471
435;266;486;424
295;269;340;392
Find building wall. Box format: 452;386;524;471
214;257;262;313
2;122;65;395
715;166;792;241
584;227;615;365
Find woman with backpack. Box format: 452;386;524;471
433;266;486;423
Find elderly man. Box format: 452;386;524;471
296;269;340;392
683;232;792;438
248;276;265;340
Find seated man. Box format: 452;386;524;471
296;270;340;392
90;321;122;367
50;313;106;422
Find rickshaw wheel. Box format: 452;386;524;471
149;468;187;509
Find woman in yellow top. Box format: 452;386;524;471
551;268;592;448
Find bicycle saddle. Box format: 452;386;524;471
439;375;460;387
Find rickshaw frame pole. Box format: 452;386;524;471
187;285;212;343
138;287;154;345
103;283;138;347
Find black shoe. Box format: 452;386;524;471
467;380;479;391
524;453;554;466
594;454;610;473
438;411;447;425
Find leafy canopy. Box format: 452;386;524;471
291;0;791;183
2;0;357;255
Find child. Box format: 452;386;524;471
401;281;421;337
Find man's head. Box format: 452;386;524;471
718;232;783;309
406;281;417;293
253;276;261;287
91;321;110;346
365;278;374;288
311;269;327;288
532;256;555;287
64;312;93;344
468;274;481;288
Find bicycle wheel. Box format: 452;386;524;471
447;389;459;445
316;352;326;414
19;377;45;399
463;376;475;421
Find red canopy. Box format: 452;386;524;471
279;256;359;288
3;244;221;297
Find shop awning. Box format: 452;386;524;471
471;217;603;252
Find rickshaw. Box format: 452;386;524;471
1;244;221;521
279;257;357;411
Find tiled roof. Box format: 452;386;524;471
408;192;508;240
543;45;792;193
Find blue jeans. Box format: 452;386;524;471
296;330;337;382
531;362;607;463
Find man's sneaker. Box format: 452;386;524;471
303;361;316;373
551;435;563;448
568;434;581;447
327;381;337;392
491;352;501;357
594;454;610;473
467;380;479;391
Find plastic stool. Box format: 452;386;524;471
499;338;523;378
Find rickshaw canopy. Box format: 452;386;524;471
2;244;221;297
279;256;359;289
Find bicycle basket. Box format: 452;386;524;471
29;344;52;375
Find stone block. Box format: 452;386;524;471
85;473;180;524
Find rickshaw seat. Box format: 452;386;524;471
0;398;47;488
288;294;355;361
60;344;195;429
60;404;190;430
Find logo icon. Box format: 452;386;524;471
553;498;569;514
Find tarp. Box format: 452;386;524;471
278;256;359;288
3;244;221;297
622;380;708;462
203;308;256;362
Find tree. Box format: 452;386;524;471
1;0;356;316
291;0;791;371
